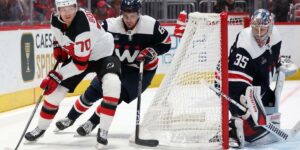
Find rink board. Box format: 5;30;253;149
0;23;299;112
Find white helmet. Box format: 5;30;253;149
55;0;77;8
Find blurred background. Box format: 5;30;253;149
1;0;300;26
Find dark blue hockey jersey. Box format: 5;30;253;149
228;27;282;116
101;15;171;70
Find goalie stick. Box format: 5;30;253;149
14;61;59;150
135;60;159;147
208;84;299;141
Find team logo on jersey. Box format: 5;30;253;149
106;62;115;69
115;49;140;62
261;57;267;65
21;33;35;82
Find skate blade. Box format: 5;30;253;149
53;127;62;133
23;139;37;145
74;133;95;137
95;143;106;149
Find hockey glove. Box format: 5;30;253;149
40;70;63;95
53;41;68;62
136;47;158;70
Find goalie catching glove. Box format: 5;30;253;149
136;47;158;70
53;40;68;62
40;70;63;95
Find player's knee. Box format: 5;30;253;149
102;73;121;98
44;85;68;106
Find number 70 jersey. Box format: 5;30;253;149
51;8;114;62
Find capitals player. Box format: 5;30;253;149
54;0;171;147
24;0;122;144
227;9;297;148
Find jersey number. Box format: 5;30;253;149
234;54;249;69
76;39;91;52
158;26;165;34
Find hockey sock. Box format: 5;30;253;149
67;95;93;120
89;113;100;125
38;100;59;129
97;96;119;131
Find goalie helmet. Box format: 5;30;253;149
250;9;273;44
121;0;142;13
55;0;77;8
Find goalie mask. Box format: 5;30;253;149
250;9;273;45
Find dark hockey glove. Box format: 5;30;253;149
40;70;63;95
53;41;68;62
136;47;159;70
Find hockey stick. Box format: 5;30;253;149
14;61;59;150
208;84;291;140
135;60;159;147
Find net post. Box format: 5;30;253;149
220;12;229;150
243;15;250;28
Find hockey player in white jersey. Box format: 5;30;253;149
24;0;122;143
54;0;171;147
226;9;297;148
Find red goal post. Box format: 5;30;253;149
133;12;250;149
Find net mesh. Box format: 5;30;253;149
133;12;249;149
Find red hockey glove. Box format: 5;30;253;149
40;70;63;95
136;47;158;70
53;41;68;62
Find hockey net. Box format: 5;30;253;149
134;12;249;149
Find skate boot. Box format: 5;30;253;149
55;117;75;130
25;127;45;141
96;128;108;149
76;120;96;136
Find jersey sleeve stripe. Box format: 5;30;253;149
229;70;253;85
162;35;171;45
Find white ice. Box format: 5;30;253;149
1;81;300;150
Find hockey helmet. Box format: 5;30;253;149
250;9;273;43
55;0;77;8
121;0;142;13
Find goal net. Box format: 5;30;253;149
134;12;249;149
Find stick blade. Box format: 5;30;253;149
135;138;159;147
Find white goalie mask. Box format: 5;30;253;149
250;9;273;45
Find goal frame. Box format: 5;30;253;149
221;12;250;149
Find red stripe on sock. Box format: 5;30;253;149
44;100;58;109
103;96;119;103
75;99;89;112
40;111;55;119
97;106;116;116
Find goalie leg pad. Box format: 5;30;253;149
243;86;268;126
229;117;245;148
267;112;281;128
